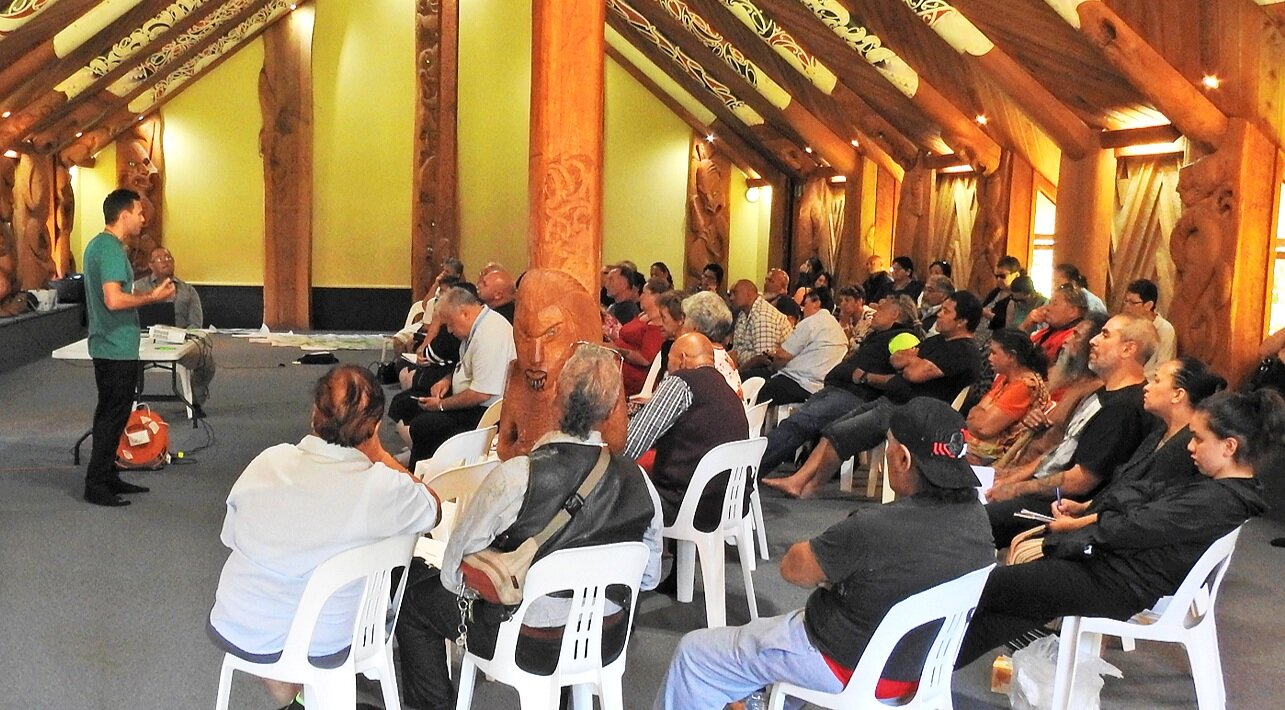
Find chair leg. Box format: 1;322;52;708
1051;618;1081;710
865;457;880;499
214;660;234;710
570;683;594;710
697;538;727;628
751;488;769;560
303;673;357;710
1185;626;1227;710
597;671;626;710
737;519;759;621
676;540;697;604
839;457;854;493
455;658;479;710
516;681;561;710
379;643;403;710
766;683;789;710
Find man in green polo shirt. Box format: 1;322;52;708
82;188;175;507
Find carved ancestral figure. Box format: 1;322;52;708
13;154;56;290
497;269;627;459
1169;150;1234;371
685;139;728;288
117;115;164;275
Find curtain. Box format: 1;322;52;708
1110;154;1183;313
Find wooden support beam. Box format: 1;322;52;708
11;153;57;290
528;0;605;291
922;152;971;171
622;0;823;171
767;172;791;269
412;0;460;301
684;136;733;289
0;0;103;98
1054;146;1115;297
1004;153;1036;268
259;6;313;330
897;0;1095;159
1054;1;1229;150
1098;123;1181;149
607;10;805;181
893;160;933;261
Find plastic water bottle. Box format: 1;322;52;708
745;687;769;710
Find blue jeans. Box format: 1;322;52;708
653;610;843;710
761;387;865;473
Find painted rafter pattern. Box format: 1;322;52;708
55;0;209;99
901;0;993;56
108;0;257;97
657;0;791;109
132;0;291;112
609;0;765;125
0;0;57;37
798;0;920;98
717;0;836;94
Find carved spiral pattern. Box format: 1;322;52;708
56;0;206;98
608;0;764;125
110;0;258;97
658;0;790;109
718;0;837;93
0;0;54;37
799;0;920;97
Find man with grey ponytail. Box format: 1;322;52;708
396;344;663;709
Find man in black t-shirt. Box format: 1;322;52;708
765;291;982;499
654;398;994;710
985;313;1158;546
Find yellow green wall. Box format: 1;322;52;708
727;168;771;288
72;1;770;293
311;0;413;287
70;142;117;261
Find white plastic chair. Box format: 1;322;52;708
215;534;419;710
663;437;768;627
768;564;996;710
414;425;498;480
1051;527;1244;710
476;399;504;429
415;459;501;567
744;401;773;561
455;542;651;710
640;352;664;397
740;376;766;406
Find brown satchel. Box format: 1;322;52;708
459;449;611;605
1005;524;1048;566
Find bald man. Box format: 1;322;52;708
476;267;516;323
730;279;792;370
626;333;749;527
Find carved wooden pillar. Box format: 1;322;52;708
259;10;313;330
53;162;74;277
893;161;932;265
0;155;18;303
832;173;862;288
528;0;604;292
1054;148;1115;297
766;173;788;270
1169;119;1274;382
412;0;459;300
1004;155;1036;268
116;113;164;275
12;153;57;290
871;163;897;268
967;152;1015;296
684;136;731;290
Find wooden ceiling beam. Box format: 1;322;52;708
643;0;855;173
1045;0;1228;150
759;0;1000;173
1098;123;1181;149
618;0;822;171
606;9;807;180
893;0;1096;159
1;0;236;154
58;0;295;165
0;0;105;97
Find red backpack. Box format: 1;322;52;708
116;406;170;470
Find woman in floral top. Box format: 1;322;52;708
966;328;1051;464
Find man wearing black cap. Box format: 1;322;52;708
654;398;995;709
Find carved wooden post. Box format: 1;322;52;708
1054;148;1115;298
12;153;57;290
259;9;313;329
685;136;731;289
53;162;74;277
0;155;18;303
116;113;164;275
893;160;933;264
967;152;1015;295
528;0;604;292
413;0;459;300
766;173;789;270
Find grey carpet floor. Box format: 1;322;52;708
1;335;1283;709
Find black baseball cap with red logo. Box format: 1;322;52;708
887;397;981;490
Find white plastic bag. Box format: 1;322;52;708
1008;635;1122;710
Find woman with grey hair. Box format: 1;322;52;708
681;290;742;393
396;344;663;709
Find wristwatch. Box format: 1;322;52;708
858;372;869;385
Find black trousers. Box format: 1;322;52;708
955;558;1144;668
87;358;139;494
756;374;814;408
408;406;486;467
987;492;1058;549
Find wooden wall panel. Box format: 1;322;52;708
412;0;459;300
259;14;313;330
1055;148;1116;297
893;162;933;266
0;155;18;306
12;153;56;291
684;136;731;289
115;113;164;275
968;151;1016;296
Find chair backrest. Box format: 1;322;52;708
841;564;996;704
476;399;504;429
424;459;501;540
672;438;768;534
493;542;650;679
415;425;498;479
639;353;664;397
740;376;766;406
745;401;772;437
279;534;419;672
950;386;970;411
1155;526;1243;630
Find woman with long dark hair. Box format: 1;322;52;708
965;329;1050;465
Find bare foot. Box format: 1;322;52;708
762;474;816;499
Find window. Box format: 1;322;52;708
1269;184;1285;335
1030;190;1057;297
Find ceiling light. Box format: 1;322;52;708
2;149;18;158
745;186;760;203
75;131;83;138
1;111;10;118
803;146;813;154
975;114;988;125
850;139;859;148
1201;75;1220;89
828;175;847;184
705;134;715;142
